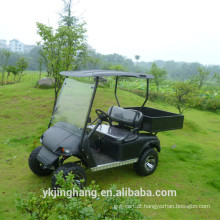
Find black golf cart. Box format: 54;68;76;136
29;70;184;188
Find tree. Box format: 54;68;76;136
149;63;167;91
38;57;43;79
0;49;12;85
73;43;88;70
37;0;87;109
190;67;210;89
135;55;140;72
85;55;101;70
213;72;220;85
170;81;198;114
59;0;77;28
109;64;127;71
135;55;140;61
16;57;28;82
197;67;210;89
6;65;20;82
38;49;50;76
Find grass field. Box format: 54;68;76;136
0;74;220;219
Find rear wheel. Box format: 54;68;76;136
134;148;158;176
51;162;87;189
29;146;53;176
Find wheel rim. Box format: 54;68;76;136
145;155;156;171
39;163;48;170
74;179;81;187
72;174;84;188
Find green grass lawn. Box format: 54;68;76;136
0;76;219;219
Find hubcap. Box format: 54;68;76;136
145;155;156;171
74;179;81;186
39;163;47;170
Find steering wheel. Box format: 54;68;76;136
95;109;112;123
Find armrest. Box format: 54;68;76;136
122;127;139;143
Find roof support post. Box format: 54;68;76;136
115;76;120;107
80;76;99;148
141;79;149;107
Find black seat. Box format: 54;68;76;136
107;106;143;128
89;124;135;143
88;106;143;143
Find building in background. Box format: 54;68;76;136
9;39;24;53
0;39;7;49
0;39;36;53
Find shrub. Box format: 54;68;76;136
149;91;168;102
16;171;143;220
203;98;220;111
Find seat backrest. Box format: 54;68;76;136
107;106;143;127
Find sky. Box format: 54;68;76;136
1;0;220;65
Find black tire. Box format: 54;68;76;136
28;146;53;176
51;162;87;189
134;148;158;176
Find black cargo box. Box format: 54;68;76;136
126;107;184;133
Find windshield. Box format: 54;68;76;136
51;78;95;132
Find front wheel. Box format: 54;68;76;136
29;146;53;176
134;148;158;176
51;162;87;189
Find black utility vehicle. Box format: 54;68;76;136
29;70;184;188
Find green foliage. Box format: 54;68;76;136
0;76;220;219
169;81;199;114
16;171;142;220
109;64;127;71
16;57;29;74
149;63;167;91
203;97;220;111
0;49;12;85
197;67;210;89
6;65;19;74
213;72;220;85
6;65;20;82
38;57;43;79
59;0;77;28
115;78;220;112
3;58;28;83
84;52;136;72
135;55;140;61
1;45;220;83
0;49;11;66
85;55;102;70
149;91;168;102
36;14;86;108
135;55;140;72
16;57;29;82
38;49;50;75
100;184;142;219
190;67;210;89
16;192;55;220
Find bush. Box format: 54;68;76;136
16;171;143;220
203;98;220;111
108;79;220;113
149;91;168;102
132;89;145;98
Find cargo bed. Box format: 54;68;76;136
126;107;184;133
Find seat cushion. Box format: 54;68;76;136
87;124;138;143
108;106;143;127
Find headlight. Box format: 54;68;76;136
56;147;70;154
